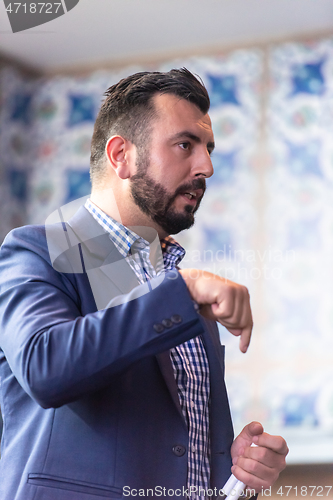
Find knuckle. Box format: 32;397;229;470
279;457;287;472
282;440;289;454
228;287;237;301
246;459;257;474
256;447;267;462
223;301;234;318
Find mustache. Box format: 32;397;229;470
164;178;206;213
174;178;206;198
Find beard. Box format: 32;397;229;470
130;155;206;235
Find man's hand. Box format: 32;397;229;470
179;269;253;353
231;421;289;493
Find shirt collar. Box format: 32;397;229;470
85;199;186;266
85;199;148;258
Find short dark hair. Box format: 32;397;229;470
90;68;210;184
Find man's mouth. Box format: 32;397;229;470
181;189;203;202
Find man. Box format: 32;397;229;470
0;69;288;500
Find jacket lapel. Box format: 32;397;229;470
66;206;140;310
155;351;185;423
201;318;234;487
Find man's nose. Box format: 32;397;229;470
192;150;214;178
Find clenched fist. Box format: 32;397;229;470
179;269;253;353
231;421;289;492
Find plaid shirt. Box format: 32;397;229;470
85;200;211;498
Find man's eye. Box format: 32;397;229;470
179;142;190;150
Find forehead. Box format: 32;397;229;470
151;93;213;140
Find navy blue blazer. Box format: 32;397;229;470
0;206;234;500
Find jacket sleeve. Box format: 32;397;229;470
0;225;204;409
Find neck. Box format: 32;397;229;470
90;187;168;241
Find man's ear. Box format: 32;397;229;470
105;135;134;180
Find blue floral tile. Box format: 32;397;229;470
68;95;95;126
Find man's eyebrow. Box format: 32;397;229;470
171;131;215;152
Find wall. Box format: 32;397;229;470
0;37;333;487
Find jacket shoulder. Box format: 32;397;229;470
1;224;50;263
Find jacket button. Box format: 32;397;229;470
153;323;164;334
162;318;173;328
172;445;186;457
171;314;182;324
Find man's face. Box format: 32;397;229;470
130;93;215;235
